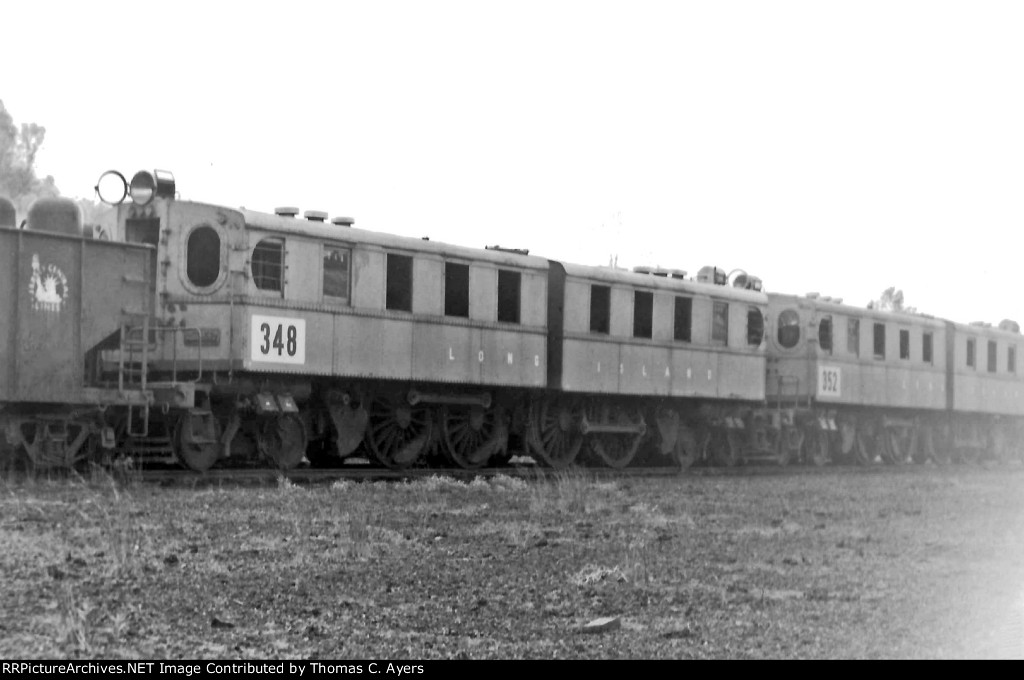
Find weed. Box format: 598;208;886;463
56;584;96;653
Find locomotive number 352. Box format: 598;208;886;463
250;314;307;365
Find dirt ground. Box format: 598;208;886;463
1;465;1022;659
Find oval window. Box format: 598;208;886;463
777;309;801;348
186;226;221;288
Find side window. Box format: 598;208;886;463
186;226;221;288
674;296;692;342
386;253;413;312
323;246;350;300
988;340;997;373
873;323;886;359
747;307;764;346
899;329;910;360
923;332;933;364
1010;346;1017;374
497;269;521;324
590;285;610;334
847;318;860;356
818;316;833;353
633;290;653;339
252;237;284;293
966;338;976;369
712;301;729;345
444;262;469;317
777;309;800;349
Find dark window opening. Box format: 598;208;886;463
847;318;860;356
818;316;833;353
323;247;350;299
186;226;220;288
747;307;764;346
923;332;933;364
967;339;976;369
252;238;284;292
386;253;413;311
633;290;653;338
988;340;997;373
712;302;729;344
126;218;160;246
674;297;692;342
1010;346;1017;374
590;285;610;334
497;269;521;324
873;323;886;359
444;262;469;317
900;329;910;360
777;309;800;349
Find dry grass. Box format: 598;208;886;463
1;466;1023;658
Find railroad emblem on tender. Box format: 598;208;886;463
28;253;68;312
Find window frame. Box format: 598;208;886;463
496;269;521;324
712;301;729;346
251;236;285;294
385;252;414;312
590;285;611;335
632;290;653;339
322;244;351;301
673;296;692;343
443;261;470;318
873;322;886;360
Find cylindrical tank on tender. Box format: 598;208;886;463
26;197;83;236
0;197;16;228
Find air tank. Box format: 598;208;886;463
26;197;83;236
0;197;15;228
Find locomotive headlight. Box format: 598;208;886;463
129;170;156;205
96;170;128;205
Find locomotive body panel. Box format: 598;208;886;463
949;322;1024;416
766;294;948;411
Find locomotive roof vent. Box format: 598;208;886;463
806;292;820;299
732;272;763;291
275;207;299;217
485;245;530;256
697;266;727;285
999;319;1021;333
332;216;355;227
970;321;992;328
304;210;327;222
26;197;83;236
633;266;689;279
0;196;15;228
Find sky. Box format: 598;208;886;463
5;1;1024;325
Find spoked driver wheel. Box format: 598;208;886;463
673;424;700;470
528;399;583;468
366;396;433;468
440;405;504;469
805;428;831;466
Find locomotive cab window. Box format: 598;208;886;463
818;316;833;353
988;340;997;373
1010;346;1017;374
966;338;976;369
712;302;729;345
444;262;469;317
674;296;692;342
590;285;611;334
323;246;350;300
633;290;653;339
252;237;284;293
186;226;221;288
923;332;933;364
899;329;910;360
747;307;764;346
873;323;886;359
777;309;800;349
497;269;521;324
386;253;413;312
847;318;860;356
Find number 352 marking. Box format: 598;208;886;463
251;315;306;365
818;365;841;398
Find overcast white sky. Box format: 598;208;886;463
5;1;1023;324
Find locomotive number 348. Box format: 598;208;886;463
250;314;306;365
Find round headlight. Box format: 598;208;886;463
95;170;128;205
129;170;156;205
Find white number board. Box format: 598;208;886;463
251;315;306;365
817;364;841;398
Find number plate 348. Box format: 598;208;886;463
251;314;306;365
